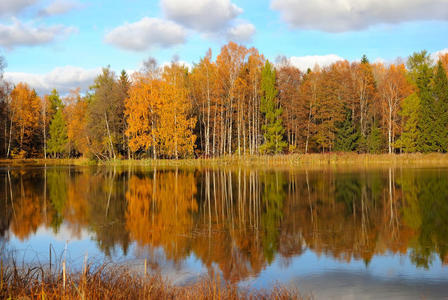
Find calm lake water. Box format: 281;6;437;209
1;164;448;299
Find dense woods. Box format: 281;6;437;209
1;43;448;159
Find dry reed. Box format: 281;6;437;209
0;261;306;300
5;153;448;168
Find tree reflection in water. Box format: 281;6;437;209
1;166;448;282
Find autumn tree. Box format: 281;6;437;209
5;47;448;157
159;63;196;158
191;50;218;156
299;70;319;153
187;42;257;157
9;83;42;157
353;56;376;150
260;61;286;154
313;63;345;152
64;89;89;156
438;53;448;77
125;70;161;158
0;56;11;158
236;48;264;155
277;63;302;150
216;42;248;155
377;64;412;153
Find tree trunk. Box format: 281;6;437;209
388;105;392;154
151;120;157;159
104;112;116;160
205;67;211;157
174;111;178;159
228;97;233;155
7;114;13;158
20;125;24;154
237;94;241;156
43;100;47;159
305;102;312;154
212;106;217;157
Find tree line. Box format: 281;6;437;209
0;43;447;159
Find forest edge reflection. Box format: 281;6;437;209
1;165;448;283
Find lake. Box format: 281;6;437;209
1;164;448;299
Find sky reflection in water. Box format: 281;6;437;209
1;165;448;299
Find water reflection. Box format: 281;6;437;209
1;166;448;284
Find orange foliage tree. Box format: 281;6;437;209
125;63;196;159
64;89;90;156
190;49;218;156
376;64;413;153
353;60;377;141
9;83;42;157
160;63;196;158
125;71;162;158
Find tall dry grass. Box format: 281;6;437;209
4;153;448;169
0;261;306;300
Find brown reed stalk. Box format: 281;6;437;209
0;261;309;300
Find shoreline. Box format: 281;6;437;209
3;153;448;168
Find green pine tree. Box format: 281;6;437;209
334;110;359;152
361;54;369;64
48;89;63;113
407;51;436;152
47;108;68;157
366;121;384;154
396;93;421;153
432;61;448;151
260;61;287;154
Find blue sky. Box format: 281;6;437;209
1;0;447;94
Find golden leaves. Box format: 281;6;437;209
125;64;196;158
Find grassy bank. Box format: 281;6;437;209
0;157;91;166
4;153;448;168
0;263;303;300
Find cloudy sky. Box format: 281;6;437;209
1;0;447;94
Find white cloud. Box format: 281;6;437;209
271;0;448;32
161;0;243;32
104;17;186;52
0;0;37;17
227;23;255;43
38;0;82;17
5;66;102;95
160;60;193;71
373;57;386;65
432;48;448;61
0;19;76;49
288;54;344;72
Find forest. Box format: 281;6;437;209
0;42;447;159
